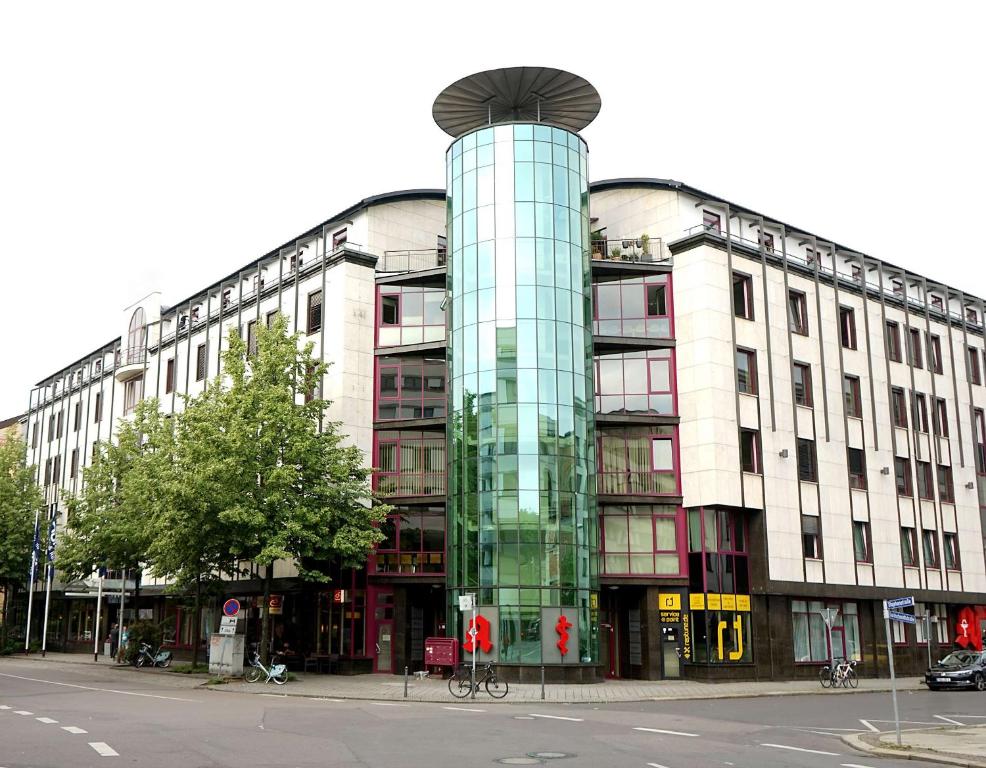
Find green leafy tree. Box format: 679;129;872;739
0;430;44;646
212;314;386;662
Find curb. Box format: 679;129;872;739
843;729;986;768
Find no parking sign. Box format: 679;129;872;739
223;598;240;618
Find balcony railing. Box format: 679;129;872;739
380;249;447;273
590;237;669;265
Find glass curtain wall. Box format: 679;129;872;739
446;123;598;665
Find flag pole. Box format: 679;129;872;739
40;512;55;658
93;572;104;662
24;508;41;653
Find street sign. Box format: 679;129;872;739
888;610;916;624
885;596;914;610
458;594;475;612
222;598;240;617
220;615;238;628
218;624;237;636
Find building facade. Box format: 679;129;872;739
19;68;986;681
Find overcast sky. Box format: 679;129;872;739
2;1;984;418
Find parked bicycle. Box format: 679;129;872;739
819;658;858;688
133;642;173;668
244;646;288;685
448;662;508;699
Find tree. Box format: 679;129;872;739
210;314;386;663
0;430;44;646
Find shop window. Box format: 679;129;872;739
791;600;862;663
891;387;908;428
593;275;672;339
601;505;681;575
374;506;445;574
594;349;675;416
895;457;912;497
943;532;959;570
886;321;902;362
788;290;809;335
839;306;857;349
901;526;918;566
732;272;753;320
376;357;446;420
793;362;812;407
597;427;677;496
797;439;817;482
374;431;446;497
853;521;871;563
843;375;862;418
801;514;821;559
847;448;866;489
736;348;757;395
740;429;761;474
923;529;939;568
937;465;954;503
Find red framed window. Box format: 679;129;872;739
793;362;813;407
937;465;955;504
943;532;960;570
912;392;929;433
933;398;949;438
891;387;908;428
843;375;862;418
974;408;985;474
374;431;446;497
600;505;682;576
736;348;757;395
733;272;754;319
853;521;872;563
373;506;445;574
376;357;446;420
969;346;982;385
922;529;939;568
907;327;923;368
792;600;862;662
839;306;857;349
901;526;918;566
593;274;673;339
594;349;676;416
916;460;934;500
895;457;912;497
928;334;943;374
788;290;809;335
740;429;761;474
886;321;902;362
847;448;866;489
597;427;678;496
801;514;821;558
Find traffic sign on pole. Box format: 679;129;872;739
223;598;241;618
888;610;916;624
885;596;914;610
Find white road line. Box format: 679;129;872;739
634;727;698;737
935;714;964;725
258;693;286;698
88;742;119;757
647;763;672;768
760;743;840;756
62;726;88;734
13;711;33;716
858;719;880;732
529;713;584;722
443;706;485;712
0;672;196;703
842;764;879;768
307;698;345;702
807;731;843;736
0;705;10;710
36;717;58;724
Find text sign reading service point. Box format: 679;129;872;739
885;596;914;610
222;598;240;617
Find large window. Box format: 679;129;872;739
736;348;757;395
376;357;446;420
374;506;445;574
733;272;753;319
788;290;809;335
376;285;445;346
593;274;672;339
374;431;445;497
601;505;681;575
886;321;902;362
839;306;857;349
792;601;861;663
594;349;675;416
793;362;813;407
597;427;677;496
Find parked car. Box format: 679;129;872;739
925;649;986;691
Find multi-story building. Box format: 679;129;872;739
20;67;986;681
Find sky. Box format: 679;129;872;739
1;1;984;418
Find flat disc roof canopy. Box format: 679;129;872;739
433;67;601;138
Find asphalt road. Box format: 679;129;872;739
1;658;983;768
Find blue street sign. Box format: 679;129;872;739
886;596;914;610
888;610;916;624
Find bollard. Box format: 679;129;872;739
404;666;409;698
541;665;545;700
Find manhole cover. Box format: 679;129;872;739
528;753;572;760
497;759;544;765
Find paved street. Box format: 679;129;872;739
1;656;984;767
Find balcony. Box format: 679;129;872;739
590;237;670;265
114;347;146;382
379;249;447;274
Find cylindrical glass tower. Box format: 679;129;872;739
437;69;602;674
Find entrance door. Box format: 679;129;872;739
661;625;681;678
371;589;394;673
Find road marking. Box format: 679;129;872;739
858;719;879;732
307;698;344;702
842;764;878;768
443;706;485;712
0;706;10;710
760;743;840;756
808;731;843;736
935;714;964;725
89;742;119;757
36;717;58;724
62;726;88;734
258;693;286;698
370;702;407;707
633;727;698;737
13;711;33;716
529;713;584;722
647;763;671;768
0;673;196;702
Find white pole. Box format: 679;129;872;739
883;604;902;746
24;507;40;653
117;569;126;663
40;550;54;658
470;599;477;701
93;575;103;662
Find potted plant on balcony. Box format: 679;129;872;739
640;233;651;257
609;246;623;260
590;229;606;259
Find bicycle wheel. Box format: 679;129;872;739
485;676;508;699
271;670;288;686
448;670;472;699
245;667;263;683
158;656;172;669
818;665;832;688
844;668;858;689
135;655;146;668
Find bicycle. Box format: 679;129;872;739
819;658;858;688
133;642;173;668
448;661;508;699
244;647;288;685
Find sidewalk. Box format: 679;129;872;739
11;651;925;704
845;725;986;768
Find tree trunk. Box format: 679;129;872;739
260;563;273;665
191;575;202;669
0;580;9;648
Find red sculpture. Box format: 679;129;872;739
462;614;493;654
555;614;573;656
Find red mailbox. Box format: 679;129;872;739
424;637;458;669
